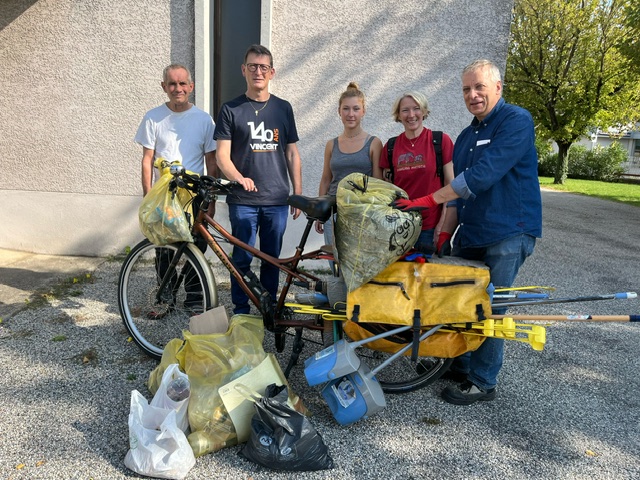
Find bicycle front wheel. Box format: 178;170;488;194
118;239;217;360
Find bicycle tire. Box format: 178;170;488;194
118;239;217;360
341;334;454;393
375;354;453;393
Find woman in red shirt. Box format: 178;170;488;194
374;91;456;254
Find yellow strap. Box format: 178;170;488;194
284;303;546;350
494;285;556;293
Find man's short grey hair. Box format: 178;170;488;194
462;59;502;83
163;64;193;84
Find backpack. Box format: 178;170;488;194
385;130;444;186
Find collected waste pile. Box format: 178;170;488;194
123;311;334;479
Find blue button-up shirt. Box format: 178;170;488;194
450;98;542;248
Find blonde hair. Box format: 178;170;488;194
339;82;366;110
392;91;430;122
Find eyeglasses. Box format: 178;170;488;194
245;63;272;73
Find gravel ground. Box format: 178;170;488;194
1;189;639;480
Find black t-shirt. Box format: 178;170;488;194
214;94;299;205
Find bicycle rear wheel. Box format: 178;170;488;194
362;350;453;393
118;239;217;360
341;326;453;393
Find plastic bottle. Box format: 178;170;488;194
166;376;191;402
294;292;330;306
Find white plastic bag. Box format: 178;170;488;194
150;363;190;433
124;390;196;480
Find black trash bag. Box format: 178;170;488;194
239;384;334;471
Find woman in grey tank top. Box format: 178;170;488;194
316;82;383;273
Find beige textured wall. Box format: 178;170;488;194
0;0;194;255
269;0;514;194
0;0;514;256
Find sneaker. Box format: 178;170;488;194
184;304;204;316
184;294;204;316
147;308;169;320
441;380;496;405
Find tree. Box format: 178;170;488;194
619;1;640;73
505;0;640;184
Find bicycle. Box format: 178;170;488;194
117;165;454;393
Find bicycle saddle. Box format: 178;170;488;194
287;194;335;222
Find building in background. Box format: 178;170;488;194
0;0;514;256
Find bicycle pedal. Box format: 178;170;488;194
259;292;275;330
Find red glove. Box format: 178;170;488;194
391;194;437;211
437;232;452;256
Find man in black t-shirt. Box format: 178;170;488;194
214;44;302;314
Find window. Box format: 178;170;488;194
213;0;262;117
195;0;263;117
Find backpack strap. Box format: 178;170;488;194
432;130;444;187
385;136;397;183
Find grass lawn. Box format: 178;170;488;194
538;177;640;208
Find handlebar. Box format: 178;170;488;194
168;164;241;196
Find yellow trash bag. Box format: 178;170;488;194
138;157;195;245
148;315;265;456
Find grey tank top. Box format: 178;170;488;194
328;135;375;195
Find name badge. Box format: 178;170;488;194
476;139;491;146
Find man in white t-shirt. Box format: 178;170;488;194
135;64;217;194
134;64;216;316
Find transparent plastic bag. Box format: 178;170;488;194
336;173;421;291
139;158;194;245
150;364;191;433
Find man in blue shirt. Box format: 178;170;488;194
392;59;542;405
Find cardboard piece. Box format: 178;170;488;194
218;354;288;443
189;305;229;335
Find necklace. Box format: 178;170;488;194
407;128;423;148
344;129;362;139
246;94;270;116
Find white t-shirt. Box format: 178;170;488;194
134;103;216;175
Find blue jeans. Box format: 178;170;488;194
228;204;288;314
415;228;435;253
450;234;536;390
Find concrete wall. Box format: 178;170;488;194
0;0;514;257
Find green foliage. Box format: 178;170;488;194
620;1;640;74
568;143;627;181
538;152;557;177
506;0;640;183
539;143;627;181
535;136;553;159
